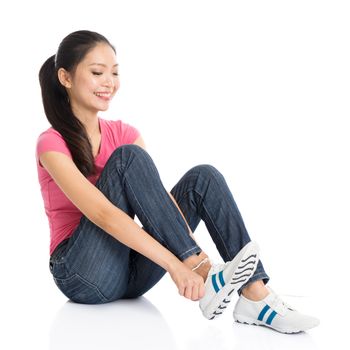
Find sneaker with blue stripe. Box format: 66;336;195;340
233;287;320;333
199;241;259;320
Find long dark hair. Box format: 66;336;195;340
39;30;115;177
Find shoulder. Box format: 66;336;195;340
100;118;133;131
100;117;140;145
37;127;64;144
36;127;71;159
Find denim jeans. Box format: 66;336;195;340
49;145;269;304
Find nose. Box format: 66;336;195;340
103;74;114;88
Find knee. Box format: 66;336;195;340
190;164;223;180
114;144;147;157
108;144;151;168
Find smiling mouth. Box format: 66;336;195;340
94;92;112;98
94;92;113;101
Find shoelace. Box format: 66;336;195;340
192;257;210;271
209;261;230;275
269;290;295;312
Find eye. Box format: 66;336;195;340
113;73;119;76
92;72;102;76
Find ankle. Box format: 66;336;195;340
241;280;269;301
193;259;211;281
183;252;212;281
183;251;207;268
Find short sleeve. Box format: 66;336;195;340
115;120;140;145
36;130;72;167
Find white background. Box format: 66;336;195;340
1;1;349;349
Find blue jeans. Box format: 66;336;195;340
49;145;269;304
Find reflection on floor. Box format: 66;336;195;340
48;293;325;350
50;298;177;350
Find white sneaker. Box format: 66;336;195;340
199;241;259;320
233;287;320;333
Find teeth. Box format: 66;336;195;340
95;92;111;97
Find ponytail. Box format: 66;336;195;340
39;55;96;177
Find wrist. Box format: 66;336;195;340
164;255;182;274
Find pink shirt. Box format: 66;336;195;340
35;117;140;255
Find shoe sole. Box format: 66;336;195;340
234;315;305;334
201;241;259;320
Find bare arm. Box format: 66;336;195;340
40;139;203;300
40;151;179;271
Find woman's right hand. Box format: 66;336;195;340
168;261;206;301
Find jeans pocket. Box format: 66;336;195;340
50;259;67;279
53;274;108;304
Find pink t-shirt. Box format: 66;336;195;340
35;117;140;255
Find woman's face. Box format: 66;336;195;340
61;43;120;115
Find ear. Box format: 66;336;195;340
57;68;72;89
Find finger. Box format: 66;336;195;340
178;284;185;297
184;286;193;300
198;280;205;299
191;285;199;301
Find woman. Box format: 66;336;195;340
36;30;319;333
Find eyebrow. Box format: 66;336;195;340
89;63;119;67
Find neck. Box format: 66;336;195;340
83;117;100;138
70;104;100;137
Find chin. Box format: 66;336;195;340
95;104;110;112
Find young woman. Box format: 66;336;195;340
36;30;319;333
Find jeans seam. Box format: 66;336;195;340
178;246;202;260
76;273;109;303
119;146;201;258
202;201;232;260
201;168;237;260
168;190;202;260
173;168;233;261
175;189;199;232
123;175;168;246
124;172;200;260
175;187;232;260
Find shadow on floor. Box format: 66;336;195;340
50;297;177;350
